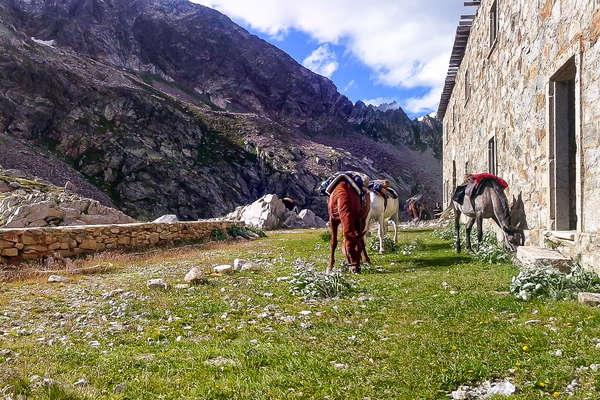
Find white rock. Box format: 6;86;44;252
524;319;541;325
147;279;169;290
299;310;312;316
175;284;190;289
297;209;327;228
184;267;205;283
233;259;245;271
114;384;127;393
153;214;179;223
89;341;100;347
73;378;88;387
240;261;261;271
213;265;233;274
333;363;348;370
487;381;516;397
48;275;70;283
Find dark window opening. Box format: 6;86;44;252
465;70;471;102
488;137;497;175
452;160;457;189
490;1;498;46
549;57;577;231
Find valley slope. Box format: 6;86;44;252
0;0;442;220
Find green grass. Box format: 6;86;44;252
1;229;599;399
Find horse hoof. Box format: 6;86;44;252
379;249;384;255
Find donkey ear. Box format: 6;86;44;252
514;220;524;230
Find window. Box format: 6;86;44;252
488;137;497;175
465;70;471;102
490;1;499;46
549;57;578;231
452;160;457;189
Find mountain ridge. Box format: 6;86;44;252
0;0;442;220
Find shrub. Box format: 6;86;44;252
210;229;228;241
434;222;455;241
289;260;355;298
320;231;332;243
510;263;600;301
471;232;511;264
368;236;398;253
227;226;266;239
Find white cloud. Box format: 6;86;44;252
302;45;339;78
404;87;443;114
341;79;356;93
192;0;462;112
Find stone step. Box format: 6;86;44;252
516;246;573;273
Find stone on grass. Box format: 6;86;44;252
487;381;516;397
240;261;261;272
114;384;127;393
73;378;88;387
147;279;169;290
184;266;206;283
578;292;600;306
233;258;260;271
213;265;233;274
48;275;70;283
175;284;190;290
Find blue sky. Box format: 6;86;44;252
193;1;466;117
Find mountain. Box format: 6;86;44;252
0;0;442;220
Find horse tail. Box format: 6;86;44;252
439;204;454;220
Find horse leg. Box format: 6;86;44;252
454;207;462;253
476;216;483;251
465;217;475;252
392;214;398;243
378;215;385;254
328;219;339;273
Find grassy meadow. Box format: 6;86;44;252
1;228;599;399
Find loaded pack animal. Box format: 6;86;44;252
366;180;400;254
449;173;524;253
282;197;299;213
321;172;371;273
406;194;431;221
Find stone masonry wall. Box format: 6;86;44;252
0;221;241;263
443;0;600;271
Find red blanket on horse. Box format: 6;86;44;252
470;173;508;190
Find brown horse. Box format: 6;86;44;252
328;181;371;273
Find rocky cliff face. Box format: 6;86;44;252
0;0;442;220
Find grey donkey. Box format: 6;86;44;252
450;179;524;253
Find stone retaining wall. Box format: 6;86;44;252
0;220;241;263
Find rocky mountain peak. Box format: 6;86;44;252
0;0;442;220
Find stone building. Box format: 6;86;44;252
438;0;600;270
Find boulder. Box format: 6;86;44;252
578;292;600;306
298;209;327;228
223;194;324;230
48;275;70;283
153;214;179;223
234;258;261;272
213;265;233;274
147;279;169;290
184;266;205;283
